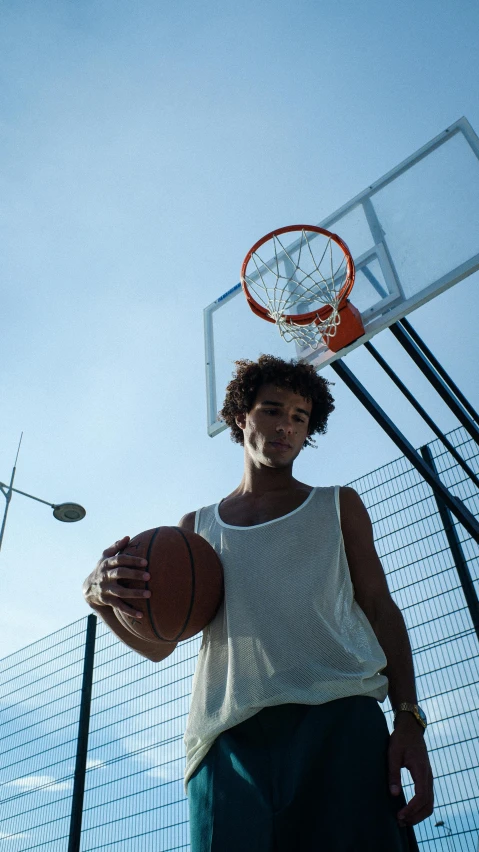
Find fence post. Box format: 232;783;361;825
420;444;479;645
68;613;97;852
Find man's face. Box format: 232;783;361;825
235;383;312;468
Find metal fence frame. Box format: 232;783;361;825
1;427;478;851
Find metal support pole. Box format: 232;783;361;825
364;341;479;490
400;317;479;427
420;444;479;645
0;468;16;553
330;359;479;544
389;322;479;445
68;614;97;852
0;435;23;553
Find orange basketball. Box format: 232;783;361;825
114;527;224;643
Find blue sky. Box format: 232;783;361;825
1;0;479;658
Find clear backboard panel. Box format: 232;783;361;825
205;117;479;436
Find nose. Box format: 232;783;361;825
276;417;295;435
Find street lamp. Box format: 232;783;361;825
435;820;454;852
0;434;86;554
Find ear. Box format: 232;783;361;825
235;412;247;431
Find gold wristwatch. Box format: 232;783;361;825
394;703;427;732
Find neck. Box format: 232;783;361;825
234;452;299;497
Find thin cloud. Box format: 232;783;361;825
9;775;72;793
0;831;30;840
86;758;106;770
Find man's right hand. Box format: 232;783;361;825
83;535;151;619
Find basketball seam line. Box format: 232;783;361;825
171;527;196;642
144;527;196;644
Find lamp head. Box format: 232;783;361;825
53;503;86;523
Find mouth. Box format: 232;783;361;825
269;441;292;449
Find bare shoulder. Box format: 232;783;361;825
338;486;391;611
339;486;371;526
339;485;363;507
338;486;375;554
178;511;196;532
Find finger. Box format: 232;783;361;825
388;746;403;796
102;537;130;558
398;800;434;827
103;565;150;582
102;580;151;600
397;776;432;823
397;793;422;822
111;599;146;618
102;590;151;618
408;804;434;826
104;554;148;570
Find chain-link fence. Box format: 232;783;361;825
1;427;478;851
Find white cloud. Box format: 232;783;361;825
0;832;29;840
9;775;72;792
86;758;106;769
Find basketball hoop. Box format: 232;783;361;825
240;224;364;352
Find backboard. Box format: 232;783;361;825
204;117;479;437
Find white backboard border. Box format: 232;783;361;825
205;117;479;437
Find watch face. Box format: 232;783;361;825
417;707;427;727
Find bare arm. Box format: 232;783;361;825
339;486;433;827
87;598;173;663
83;513;196;663
178;511;196;533
339;487;417;707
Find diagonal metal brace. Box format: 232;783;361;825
400;317;479;427
364;341;479;491
390;322;479;445
330;359;479;545
420;444;479;645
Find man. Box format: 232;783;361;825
84;354;433;851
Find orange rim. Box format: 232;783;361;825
240;224;355;324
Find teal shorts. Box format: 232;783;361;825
187;696;419;852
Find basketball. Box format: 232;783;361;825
114;527;224;643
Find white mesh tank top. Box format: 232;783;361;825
183;486;388;790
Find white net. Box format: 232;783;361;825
242;228;349;347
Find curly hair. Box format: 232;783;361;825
219;354;335;448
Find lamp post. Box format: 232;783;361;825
0;434;86;554
435;821;454;852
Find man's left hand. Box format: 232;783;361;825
388;714;434;826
